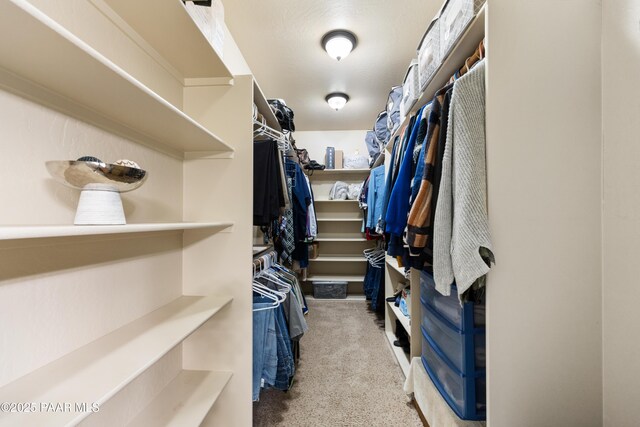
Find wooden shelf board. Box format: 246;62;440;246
316;218;362;222
313;199;360;203
385;330;411;377
309;256;367;263
308;168;371;176
387;301;412;337
386;256;408;276
91;0;232;80
253;79;282;132
304;275;365;283
314;237;368;242
388;6;486;147
128;370;232;427
0;0;233;156
0;222;233;241
0;295;232;426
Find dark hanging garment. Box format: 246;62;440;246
253;140;284;226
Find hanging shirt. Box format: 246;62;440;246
385;106;427;236
407;83;454;254
303;174;317;239
366;165;386;231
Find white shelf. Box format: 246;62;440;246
253;80;281;132
314;237;368;242
0;222;233;241
316;218;362;222
308;169;371;175
386;256;408;276
388;301;412;337
388;6;486;148
385;330;411;377
252;245;272;256
305;275;365;283
309;256;367;263
0;0;233;156
91;0;232;80
313;199;360;203
127;370;232;427
0;295;232;426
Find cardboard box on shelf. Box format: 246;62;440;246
335;150;344;169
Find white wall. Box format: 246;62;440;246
485;1;603;425
294;130;370;166
602;1;640;425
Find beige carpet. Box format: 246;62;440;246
253;299;423;427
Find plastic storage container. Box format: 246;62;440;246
420;271;485;328
312;281;347;299
421;301;485;369
399;59;419;122
422;327;486;419
439;0;485;59
420;270;486;420
417;18;440;90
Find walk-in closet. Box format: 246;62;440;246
0;0;637;426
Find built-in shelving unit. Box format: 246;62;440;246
388;301;411;336
0;295;232;426
0;0;233;157
90;0;232;80
305;274;365;283
384;257;420;378
314;237;368;242
314;199;360;203
0;222;233;241
380;5;488;424
0;0;255;424
386;6;486;152
316;218;362;222
305;168;372;296
309;256;368;263
127;370;232;427
386;255;407;277
385;330;411;376
252;79;281;131
309;169;370;175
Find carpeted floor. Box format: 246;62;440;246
253;299;423;427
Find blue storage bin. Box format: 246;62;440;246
421;301;486;369
420;271;485;327
422;327;486;420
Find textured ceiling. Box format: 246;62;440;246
224;1;441;131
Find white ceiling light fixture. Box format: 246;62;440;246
321;30;357;61
326;92;350;111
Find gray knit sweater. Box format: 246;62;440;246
433;60;494;297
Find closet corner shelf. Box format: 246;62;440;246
0;294;232;426
388;5;486;145
309;256;367;263
387;301;412;337
0;0;233;156
304;274;365;283
253;80;282;132
385;330;411;377
127;370;232;427
91;0;232;80
0;222;234;241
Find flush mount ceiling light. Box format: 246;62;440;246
325;92;350;111
321;30;357;61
